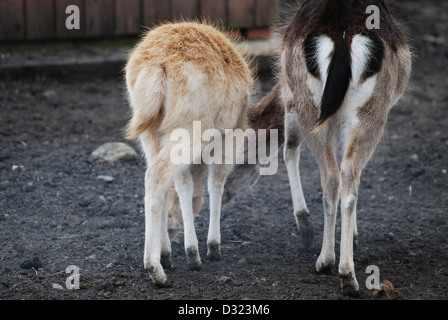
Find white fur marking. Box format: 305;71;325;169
316;35;334;85
343;194;357;211
350;35;373;85
339;76;377;150
307;35;334;109
307;76;323;108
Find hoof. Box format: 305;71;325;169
296;210;314;248
316;251;336;274
154;279;173;288
161;252;172;270
207;242;221;261
186;248;202;271
339;273;360;297
316;261;334;275
146;263;167;287
187;259;202;271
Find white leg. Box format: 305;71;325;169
207;163;233;260
339;159;360;296
284;144;309;215
143;168;167;285
315;166;339;273
337;118;385;296
283;109;313;247
174;167;202;270
143;141;189;285
141;134;169;285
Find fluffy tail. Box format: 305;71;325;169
125;66;166;140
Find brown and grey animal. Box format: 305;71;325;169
279;0;412;295
125;22;253;286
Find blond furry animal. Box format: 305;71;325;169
125;22;253;286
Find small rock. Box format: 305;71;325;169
79;197;93;208
42;90;57;98
384;232;395;241
106;262;114;269
216;276;232;284
238;257;248;264
12;165;25;171
91;142;138;163
52;283;65;290
20;256;43;270
24;182;35;193
96;175;115;183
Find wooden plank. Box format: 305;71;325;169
56;0;85;39
25;0;56;40
255;0;279;27
85;0;114;37
171;0;198;21
0;0;26;41
115;0;142;35
142;0;172;27
228;0;255;29
200;0;227;24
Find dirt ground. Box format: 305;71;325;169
0;0;447;301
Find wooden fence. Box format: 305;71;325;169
0;0;280;42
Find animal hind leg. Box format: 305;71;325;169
174;166;202;271
283;108;313;247
207;162;233;261
143;141;190;285
338;120;386;296
315;143;340;274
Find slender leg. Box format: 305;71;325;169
339;159;361;296
140;132;170;284
174;167;202;271
143;167;167;285
207;163;233;260
143;142;188;285
283;109;313;247
166;164;206;239
338;119;386;296
315;149;339;273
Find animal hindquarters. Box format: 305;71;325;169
280;0;412;296
125;22;253;286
